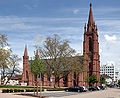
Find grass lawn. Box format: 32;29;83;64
0;85;65;91
0;85;33;89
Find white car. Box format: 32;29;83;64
81;86;88;91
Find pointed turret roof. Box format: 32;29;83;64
24;45;28;57
88;3;94;25
35;49;39;59
36;49;38;57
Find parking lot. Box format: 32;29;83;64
41;91;86;97
40;88;120;98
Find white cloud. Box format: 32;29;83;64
99;48;102;54
105;61;115;65
104;35;117;41
34;35;46;44
4;46;11;50
11;23;32;29
73;9;79;14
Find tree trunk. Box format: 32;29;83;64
41;80;42;97
34;81;35;96
37;79;38;96
54;80;57;88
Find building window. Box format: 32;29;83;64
89;37;92;52
89;63;91;71
26;71;28;80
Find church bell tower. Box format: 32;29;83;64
83;3;100;86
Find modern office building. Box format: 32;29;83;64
115;72;119;83
100;63;115;81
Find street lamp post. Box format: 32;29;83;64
40;72;42;98
0;69;1;85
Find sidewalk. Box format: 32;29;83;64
0;93;32;98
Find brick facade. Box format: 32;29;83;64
22;3;100;87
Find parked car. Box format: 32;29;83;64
88;86;97;91
81;86;88;92
94;86;100;90
65;86;85;92
99;86;105;90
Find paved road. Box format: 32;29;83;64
41;91;84;97
62;88;120;98
1;88;120;98
42;88;120;98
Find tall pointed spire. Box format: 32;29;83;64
35;49;39;59
36;49;38;57
88;3;94;25
24;45;28;57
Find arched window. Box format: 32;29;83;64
89;63;91;71
89;37;92;52
26;71;28;80
74;72;76;86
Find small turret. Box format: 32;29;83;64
36;49;39;59
95;25;98;32
84;23;86;33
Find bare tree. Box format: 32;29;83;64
36;34;85;88
4;54;21;85
0;34;9;48
0;34;11;77
0;34;21;85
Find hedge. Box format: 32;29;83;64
2;88;64;93
2;89;24;93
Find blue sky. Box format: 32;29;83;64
1;0;120;74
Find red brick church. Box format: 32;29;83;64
22;3;100;87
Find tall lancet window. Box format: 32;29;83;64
89;37;92;52
26;71;28;80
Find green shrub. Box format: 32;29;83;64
20;89;24;92
9;89;13;93
2;89;9;93
14;89;18;92
6;89;9;93
26;89;34;92
2;89;6;93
